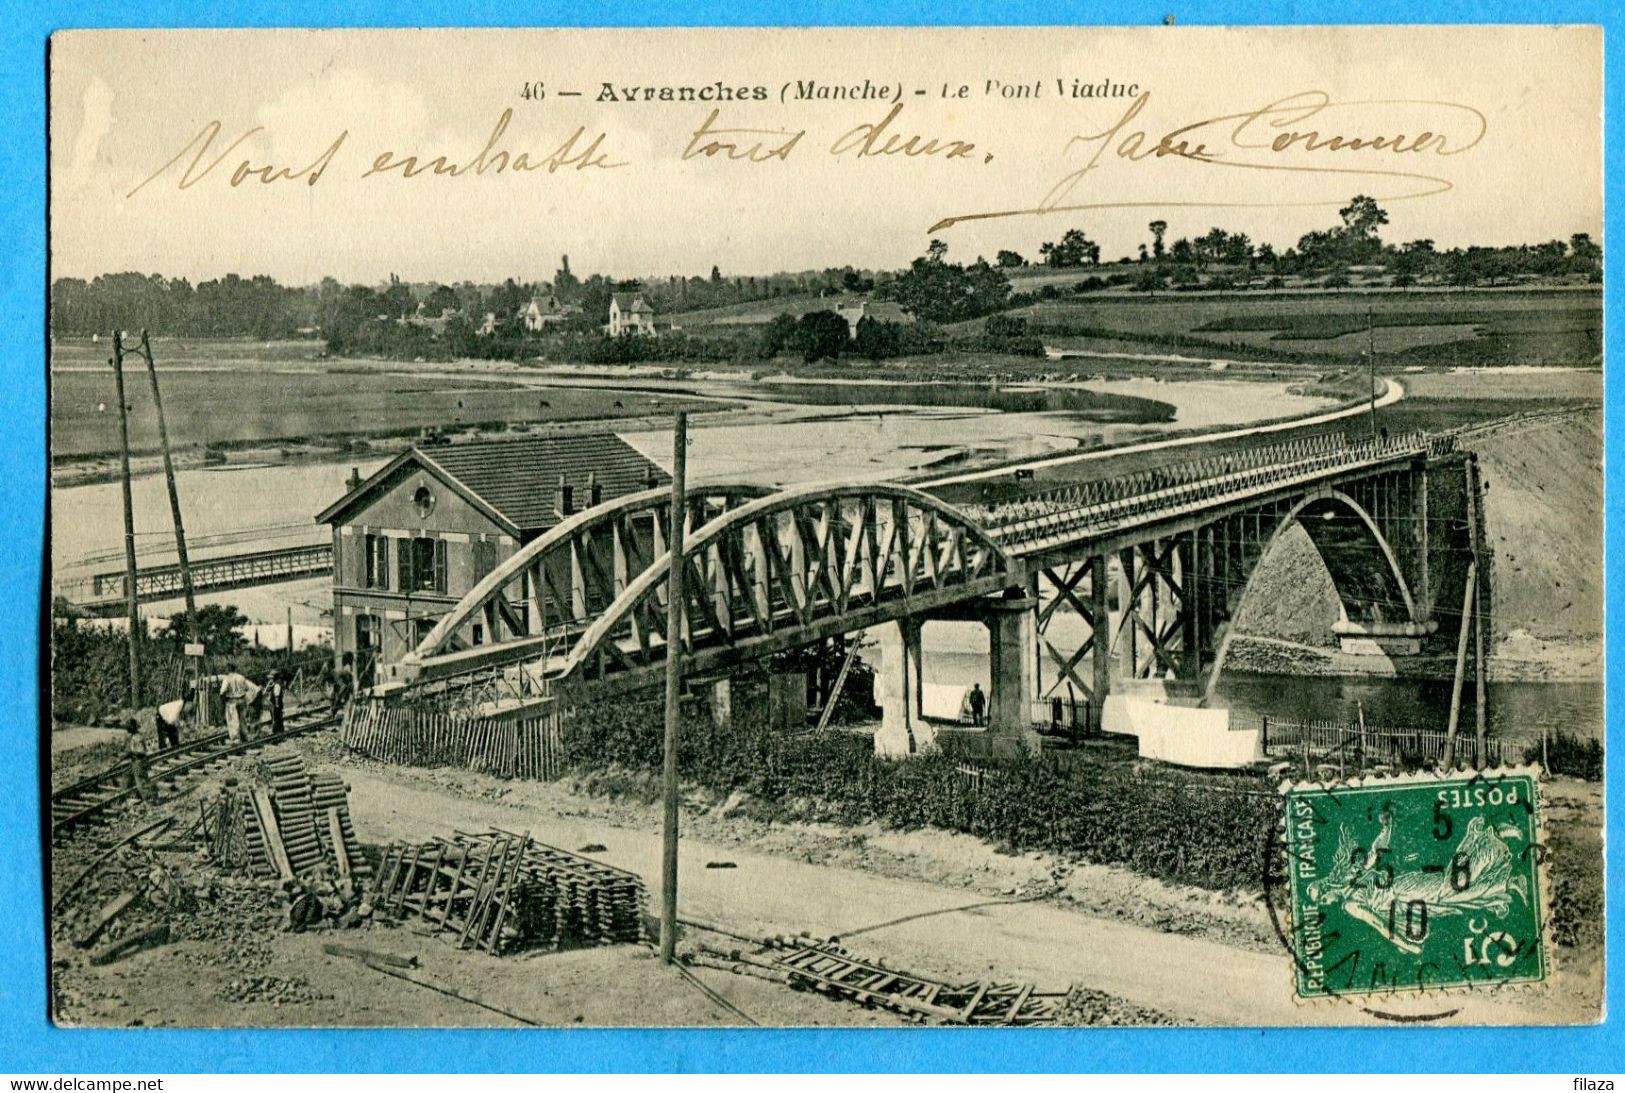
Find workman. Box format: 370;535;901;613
154;682;195;749
124;717;156;803
265;670;286;735
968;682;987;727
217;671;259;743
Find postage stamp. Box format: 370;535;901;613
1280;769;1547;1001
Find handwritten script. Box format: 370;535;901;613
929;90;1488;232
125;92;1486;235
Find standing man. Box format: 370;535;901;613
330;653;356;715
967;682;987;727
265;670;286;735
218;670;257;744
124;718;156;803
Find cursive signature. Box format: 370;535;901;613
929;90;1487;232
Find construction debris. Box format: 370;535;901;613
687;935;1064;1026
217;973;332;1007
372;829;650;955
90;923;171;967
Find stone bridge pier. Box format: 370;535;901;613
873;589;1040;757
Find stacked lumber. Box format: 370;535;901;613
372;829;648;955
206;751;370;884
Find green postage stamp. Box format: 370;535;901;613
1280;769;1547;1000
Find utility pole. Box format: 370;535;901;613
138;330;203;709
111;333;144;711
1469;458;1487;767
659;411;688;964
1366;307;1379;443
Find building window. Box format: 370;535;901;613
471;623;484;646
397;536;448;594
473;539;497;583
363;533;390;590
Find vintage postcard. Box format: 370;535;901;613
46;25;1602;1028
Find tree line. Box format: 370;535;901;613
51;197;1602;348
992;196;1602;289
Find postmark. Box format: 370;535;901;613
1277;768;1547;1003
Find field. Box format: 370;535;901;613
50;339;732;459
1004;287;1602;369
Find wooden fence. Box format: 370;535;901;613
1251;715;1503;771
341;699;566;781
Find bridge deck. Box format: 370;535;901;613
63;542;333;614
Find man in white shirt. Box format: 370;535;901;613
218;671;260;743
154;681;196;749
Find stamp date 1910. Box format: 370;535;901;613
1281;770;1546;1001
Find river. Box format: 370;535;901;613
908;637;1602;753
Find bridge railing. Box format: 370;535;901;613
976;429;1450;549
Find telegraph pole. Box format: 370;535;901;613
111;333;144;711
138;330;204;707
659;411;688;964
137;331;198;632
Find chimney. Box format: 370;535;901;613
556;473;574;516
587;471;603;508
346;467;362;493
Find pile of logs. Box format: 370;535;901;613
207;750;369;885
373;829;649;956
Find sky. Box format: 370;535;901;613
49;26;1603;286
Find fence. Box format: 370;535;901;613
341;698;566;780
1250;714;1503;772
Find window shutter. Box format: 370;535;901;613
378;535;390;590
364;534;376;588
435;538;448;594
397;537;411;592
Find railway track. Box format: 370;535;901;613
50;706;339;843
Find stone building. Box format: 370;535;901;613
316;433;668;685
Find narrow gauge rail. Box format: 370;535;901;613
50;706;338;843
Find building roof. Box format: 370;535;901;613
316;433;670;534
611;292;654;314
837;300;912;323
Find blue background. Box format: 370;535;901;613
4;0;1618;1074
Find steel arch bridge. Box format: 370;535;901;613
385;429;1478;736
387;480;1018;698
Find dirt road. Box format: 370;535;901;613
339;758;1595;1027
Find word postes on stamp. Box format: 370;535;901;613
1281;770;1546;1001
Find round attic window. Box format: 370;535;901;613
413;485;436;518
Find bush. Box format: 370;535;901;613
51;612;332;724
1525;732;1603;781
560;688;1280;891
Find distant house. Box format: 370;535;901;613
315;434;669;685
401;301;462;336
835;300;913;338
608;292;657;337
519;293;579;332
